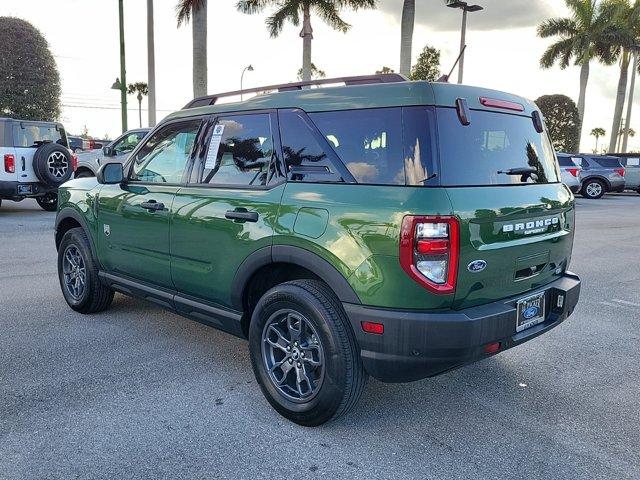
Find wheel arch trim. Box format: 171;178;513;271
230;245;362;310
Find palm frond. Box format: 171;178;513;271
265;1;300;37
236;0;274;15
540;38;575;69
314;0;351;33
537;17;577;38
176;0;207;27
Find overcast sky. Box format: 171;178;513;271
0;0;630;151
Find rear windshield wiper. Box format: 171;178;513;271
497;167;538;182
497;167;538;176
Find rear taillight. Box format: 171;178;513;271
567;167;580;177
88;140;95;150
615;167;625;177
71;153;78;171
4;154;15;173
400;216;459;294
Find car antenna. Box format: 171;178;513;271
437;45;467;83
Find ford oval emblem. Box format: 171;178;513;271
522;306;539;320
467;260;487;273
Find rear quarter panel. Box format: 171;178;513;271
276;183;455;310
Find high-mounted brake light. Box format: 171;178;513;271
4;154;15;173
400;216;459;294
615;167;625;177
566;167;580;178
479;97;524;112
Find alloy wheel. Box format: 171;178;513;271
261;309;325;402
47;151;68;178
586;182;602;198
62;245;86;300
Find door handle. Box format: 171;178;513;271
140;200;165;211
225;209;259;223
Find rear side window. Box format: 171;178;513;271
557;156;575;167
200;114;274;186
310;108;404;185
591;157;622;168
279;110;343;183
12;123;66;148
436;108;560;185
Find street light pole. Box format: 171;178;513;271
458;8;467;84
446;1;483;84
118;0;128;132
240;65;254;101
147;0;156;127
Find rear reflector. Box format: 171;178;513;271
4;154;15;173
479;97;525;112
484;342;501;354
361;321;384;335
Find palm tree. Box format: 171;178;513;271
602;0;640;152
399;0;415;77
591;127;606;151
176;0;207;98
538;0;619;148
127;82;149;128
237;0;376;82
297;63;326;80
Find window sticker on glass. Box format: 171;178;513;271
205;124;225;169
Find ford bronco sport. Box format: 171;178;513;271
1;117;75;211
54;74;581;426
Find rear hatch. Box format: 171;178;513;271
10;121;69;183
434;104;574;310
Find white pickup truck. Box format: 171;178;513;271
74;128;150;178
0;117;75;211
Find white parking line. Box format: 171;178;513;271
612;299;640;308
600;301;639;311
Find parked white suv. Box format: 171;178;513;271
0;117;75;211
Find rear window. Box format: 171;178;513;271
591;157;622;168
436;108;559;186
557;155;576;167
12;123;67;148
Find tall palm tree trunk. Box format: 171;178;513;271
609;50;630;153
137;93;143;128
192;0;207;98
577;61;589;150
300;4;313;82
622;51;638;153
147;0;156;126
399;0;415;77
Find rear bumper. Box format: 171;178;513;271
344;272;581;383
608;178;626;192
0;180;55;198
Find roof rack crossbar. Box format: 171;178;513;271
183;73;408;109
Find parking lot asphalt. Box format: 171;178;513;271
1;193;639;480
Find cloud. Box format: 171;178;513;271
377;0;557;32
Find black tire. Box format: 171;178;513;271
581;179;606;199
58;227;114;314
35;192;58;211
249;279;367;426
33;142;73;187
75;170;94;179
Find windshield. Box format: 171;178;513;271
436;108;559;186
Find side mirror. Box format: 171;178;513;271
97;163;124;184
103;146;114;156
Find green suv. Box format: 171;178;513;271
55;74;581;426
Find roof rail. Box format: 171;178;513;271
183;73;408;109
